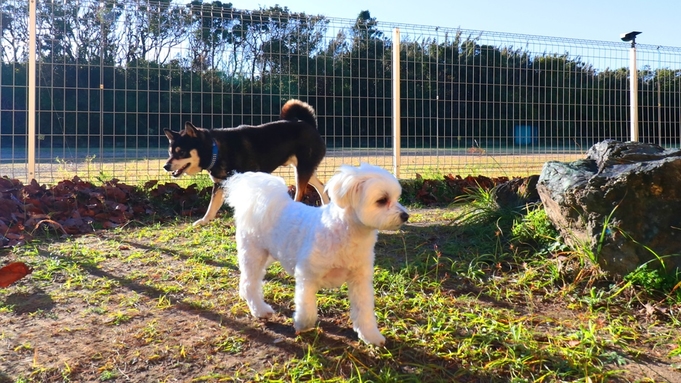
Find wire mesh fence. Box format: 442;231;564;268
1;0;680;185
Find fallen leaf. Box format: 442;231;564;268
33;219;68;235
0;262;32;287
567;340;581;347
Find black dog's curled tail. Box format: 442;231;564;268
280;99;317;128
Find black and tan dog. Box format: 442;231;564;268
163;99;329;226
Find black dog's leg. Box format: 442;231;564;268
294;167;329;205
308;173;330;205
293;171;310;203
193;182;224;226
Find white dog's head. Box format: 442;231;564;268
325;163;409;230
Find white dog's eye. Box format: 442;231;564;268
376;197;389;206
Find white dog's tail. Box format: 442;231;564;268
224;172;291;231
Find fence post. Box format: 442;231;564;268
392;28;401;178
629;42;639;142
28;0;37;182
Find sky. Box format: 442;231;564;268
232;0;681;48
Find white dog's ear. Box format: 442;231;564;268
325;166;364;209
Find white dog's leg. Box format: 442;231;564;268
238;247;275;319
348;275;385;346
293;277;319;333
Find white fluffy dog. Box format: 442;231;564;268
224;163;409;346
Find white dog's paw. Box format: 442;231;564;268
356;328;386;346
294;326;316;335
293;312;318;334
250;303;275;319
192;217;211;227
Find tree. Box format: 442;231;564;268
122;0;188;65
1;3;29;63
186;0;238;71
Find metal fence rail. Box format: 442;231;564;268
1;0;680;185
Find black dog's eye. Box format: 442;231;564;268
376;197;389;206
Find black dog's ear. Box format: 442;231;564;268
164;128;176;141
184;122;199;138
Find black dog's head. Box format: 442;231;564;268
163;122;205;178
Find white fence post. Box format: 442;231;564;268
27;0;37;182
392;28;401;178
629;43;639;142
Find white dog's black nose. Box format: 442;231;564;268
163;163;172;171
400;212;409;222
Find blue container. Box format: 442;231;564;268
514;125;537;145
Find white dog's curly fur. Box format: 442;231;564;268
224;163;409;345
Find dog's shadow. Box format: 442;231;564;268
261;316;356;339
257;299;363;344
260;315;363;346
3;287;55;315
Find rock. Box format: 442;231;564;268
538;140;681;277
494;175;540;209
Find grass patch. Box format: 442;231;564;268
1;185;680;382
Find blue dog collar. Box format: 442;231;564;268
207;140;218;170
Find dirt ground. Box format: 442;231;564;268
0;230;329;382
1;210;680;382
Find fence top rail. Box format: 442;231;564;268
230;6;681;52
11;0;681;54
358;24;681;53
